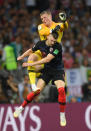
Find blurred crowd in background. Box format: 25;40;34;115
0;0;91;104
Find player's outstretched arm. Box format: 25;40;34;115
22;53;55;67
59;12;68;31
17;49;33;61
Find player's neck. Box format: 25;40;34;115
47;21;53;28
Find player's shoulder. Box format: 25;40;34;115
38;24;45;31
51;21;60;26
54;42;62;49
38;24;42;31
37;40;45;44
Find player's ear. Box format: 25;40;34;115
47;35;49;39
50;14;52;19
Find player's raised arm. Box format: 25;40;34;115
17;48;33;61
58;12;68;31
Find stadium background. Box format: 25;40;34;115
0;0;91;131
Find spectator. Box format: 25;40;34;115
36;0;50;11
10;36;22;59
82;75;91;102
80;59;89;84
67;96;81;103
18;74;31;103
2;43;17;71
63;51;74;69
48;85;58;102
1;74;18;103
0;76;8;103
26;0;37;12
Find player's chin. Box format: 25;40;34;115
51;43;54;46
44;22;48;26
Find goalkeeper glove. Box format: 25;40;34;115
59;12;66;22
51;25;60;33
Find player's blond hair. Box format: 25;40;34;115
40;10;51;16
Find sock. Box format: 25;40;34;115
58;87;66;112
28;61;37;91
60;112;65;117
31;84;37;91
21;89;40;108
29;72;36;84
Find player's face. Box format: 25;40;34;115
40;13;52;26
47;34;56;46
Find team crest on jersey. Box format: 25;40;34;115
41;51;46;57
38;25;42;30
49;47;53;52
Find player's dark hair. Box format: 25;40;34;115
52;32;58;39
40;10;51;16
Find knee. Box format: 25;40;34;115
30;54;38;61
34;89;40;96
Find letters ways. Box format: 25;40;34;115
0;105;41;131
85;105;91;130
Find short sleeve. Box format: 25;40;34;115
32;41;40;51
49;45;61;57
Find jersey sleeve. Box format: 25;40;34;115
58;21;68;31
32;41;40;51
38;24;50;40
49;45;61;57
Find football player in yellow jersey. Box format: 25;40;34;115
27;10;68;91
38;10;68;43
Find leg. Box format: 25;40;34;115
28;53;39;91
28;52;43;71
28;52;43;91
13;79;46;118
21;79;45;108
54;80;66;126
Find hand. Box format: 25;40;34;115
17;56;23;61
59;12;66;22
22;62;29;67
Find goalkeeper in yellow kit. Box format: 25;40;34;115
21;10;68;91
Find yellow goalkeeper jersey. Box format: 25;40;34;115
38;21;68;43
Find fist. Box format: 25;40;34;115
17;56;23;61
59;12;66;22
22;62;29;67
